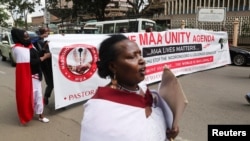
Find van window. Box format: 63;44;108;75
142;21;155;30
128;21;138;32
115;22;128;33
83;28;98;34
103;23;115;34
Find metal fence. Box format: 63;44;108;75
170;18;250;46
238;23;250;45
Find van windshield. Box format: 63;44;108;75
82;28;98;34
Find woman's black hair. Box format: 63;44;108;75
97;34;128;79
11;28;25;43
38;27;48;35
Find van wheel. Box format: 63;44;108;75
1;56;7;61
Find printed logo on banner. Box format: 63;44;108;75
58;44;98;82
218;38;228;49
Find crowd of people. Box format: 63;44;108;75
11;26;188;141
9;21;250;141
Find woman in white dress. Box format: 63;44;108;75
80;34;181;141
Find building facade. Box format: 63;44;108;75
105;0;133;17
145;0;250;43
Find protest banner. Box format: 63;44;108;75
47;29;230;109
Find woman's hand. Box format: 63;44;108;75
166;125;179;140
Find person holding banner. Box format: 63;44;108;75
11;28;50;124
80;34;186;141
33;27;54;105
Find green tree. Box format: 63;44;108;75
68;0;111;21
15;17;25;27
2;0;41;29
48;0;152;22
46;0;72;25
47;0;59;8
89;0;111;21
126;0;148;15
0;7;10;27
47;0;111;21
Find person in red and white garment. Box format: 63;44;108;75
11;28;51;125
80;34;180;141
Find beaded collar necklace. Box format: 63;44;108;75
117;84;140;94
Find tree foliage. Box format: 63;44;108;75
90;0;111;21
45;0;151;22
47;0;111;21
2;0;41;29
70;0;111;21
46;0;72;8
126;0;148;15
0;7;10;27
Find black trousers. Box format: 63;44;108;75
42;59;54;98
43;71;54;98
44;81;54;98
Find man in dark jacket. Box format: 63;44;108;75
33;27;53;105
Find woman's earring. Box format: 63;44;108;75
111;73;117;89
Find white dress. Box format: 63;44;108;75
80;86;172;141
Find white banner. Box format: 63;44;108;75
47;29;231;109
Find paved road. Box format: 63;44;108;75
1;58;250;141
0;60;83;141
169;65;250;141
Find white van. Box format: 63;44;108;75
84;18;156;34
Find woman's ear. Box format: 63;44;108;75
108;62;116;73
